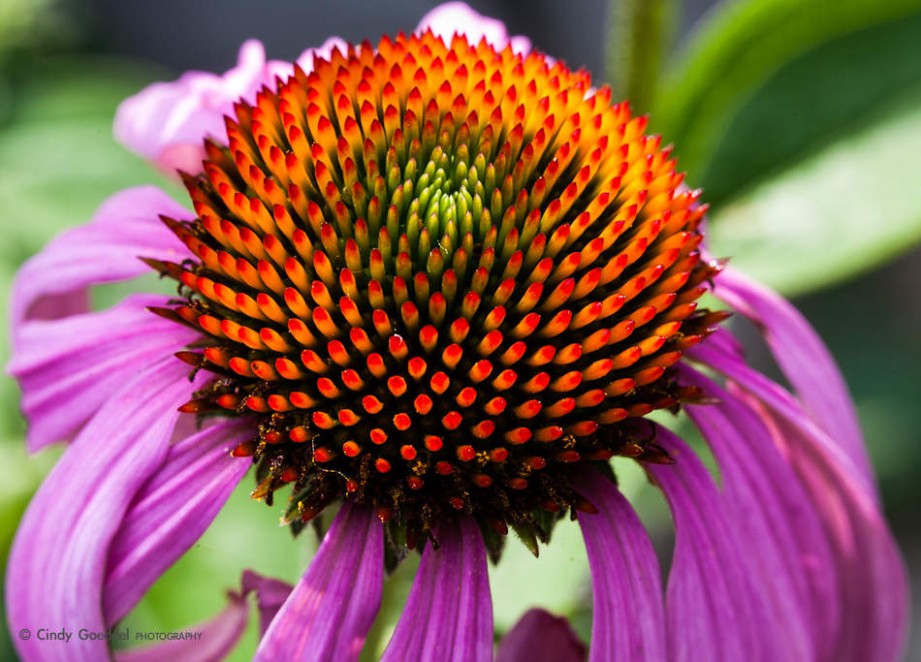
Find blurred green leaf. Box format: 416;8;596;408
487;456;654;634
709;93;921;295
0;57;175;266
119;480;314;661
701;12;921;205
655;0;921;182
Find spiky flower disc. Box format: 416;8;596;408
152;30;721;548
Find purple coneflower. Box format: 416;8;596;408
6;3;908;660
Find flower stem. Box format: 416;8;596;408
605;0;678;115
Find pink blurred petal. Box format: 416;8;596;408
115;38;346;176
9;294;196;452
575;469;664;661
292;36;351;74
103;418;254;624
114;589;248;662
241;570;294;636
496;609;585;662
9;186;188;334
115;40;271;174
647;428;791;661
416;2;531;54
6;359;202;661
714;267;872;485
382;517;492;662
255;502;383;661
680;365;839;658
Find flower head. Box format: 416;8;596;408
6;3;908;661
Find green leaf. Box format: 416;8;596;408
654;0;921;181
701;12;921;205
709;93;921;295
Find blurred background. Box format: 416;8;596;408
1;0;919;659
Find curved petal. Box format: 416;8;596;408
679;365;839;658
690;339;909;662
9;294;196;451
6;358;200;661
103;418;254;624
115;589;248;662
416;2;531;54
255;502;383;662
9;186;188;332
115;40;272;174
574;469;665;661
496;609;585;662
382;517;492;662
765;410;908;662
646;428;790;662
713;267;871;483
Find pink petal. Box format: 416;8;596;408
691;339;909;661
114;38;346;176
496;609;585;662
574;469;665;661
103;418;254;624
713;267;872;484
646;428;790;661
291;37;350;76
115;40;271;174
766;412;908;662
255;502;383;662
692;328;878;505
679;365;839;658
6;358;201;661
416;2;531;54
241;570;294;636
382;517;492;662
9;186;188;333
9;294;196;452
114;589;248;662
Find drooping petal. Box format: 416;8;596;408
495;609;586;662
115;589;248;662
713;267;871;482
115;40;271;174
241;570;294;636
574;469;665;662
9;294;196;451
103;418;254;624
679;364;839;658
692;328;878;500
417;2;531;54
647;427;789;662
766;411;908;662
255;502;383;662
6;359;200;662
382;517;492;662
9;186;188;332
691;339;909;662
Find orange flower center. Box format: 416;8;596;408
149;30;722;550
